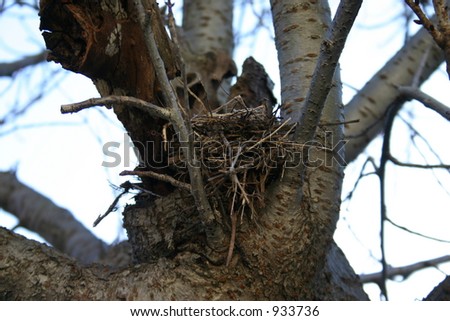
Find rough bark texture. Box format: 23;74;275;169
6;0;447;301
0;225;367;300
425;276;450;301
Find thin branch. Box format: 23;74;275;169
60;95;173;121
93;190;128;228
405;0;443;42
389;154;450;169
404;0;450;77
376;103;403;300
295;0;363;143
398;85;450;121
120;170;191;191
360;255;450;284
386;217;450;243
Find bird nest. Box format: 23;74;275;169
166;100;301;221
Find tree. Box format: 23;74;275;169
1;0;450;300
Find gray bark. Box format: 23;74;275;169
344;27;444;163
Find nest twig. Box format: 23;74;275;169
168;103;302;221
131;99;326;264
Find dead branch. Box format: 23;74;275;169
120;170;191;191
61;96;173;121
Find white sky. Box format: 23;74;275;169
0;0;450;301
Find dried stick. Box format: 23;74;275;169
120;170;191;191
61;95;173;121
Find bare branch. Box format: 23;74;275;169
389;154;450;169
134;0;215;224
405;0;443;42
60;95;173;121
344;26;444;163
0;50;47;77
386;217;450;243
120;170;191;191
0;171;106;264
399;85;450;121
295;0;363;143
404;0;450;77
360;255;450;284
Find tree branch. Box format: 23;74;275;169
0;171;107;264
388;154;450;169
295;0;362;143
60;95;173;121
0;226;263;300
344;25;444;163
360;255;450;284
120;170;191;191
0;50;48;77
398;85;450;121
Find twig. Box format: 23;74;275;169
93;190;127;227
386;217;450;243
61;95;173;121
120;170;191;191
404;0;450;78
225;210;238;267
377;103;403;300
166;0;190;116
389;154;450;169
360;255;450;284
247;118;291;151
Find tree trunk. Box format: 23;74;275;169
2;0;446;301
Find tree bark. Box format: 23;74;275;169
344;27;444;163
0;171;106;264
7;0;442;301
